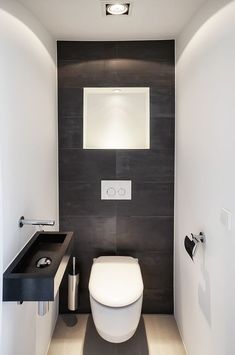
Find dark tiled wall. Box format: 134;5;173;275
58;41;175;314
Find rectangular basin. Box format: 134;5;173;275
3;231;74;302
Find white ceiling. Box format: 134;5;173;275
18;0;207;40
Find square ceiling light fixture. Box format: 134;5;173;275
103;2;131;16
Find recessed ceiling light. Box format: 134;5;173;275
106;3;129;15
113;89;122;93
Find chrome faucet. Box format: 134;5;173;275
19;216;55;228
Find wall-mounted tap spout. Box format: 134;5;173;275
18;216;55;228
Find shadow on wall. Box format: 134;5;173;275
198;253;211;327
176;0;234;61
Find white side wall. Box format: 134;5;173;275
0;1;58;354
175;1;235;354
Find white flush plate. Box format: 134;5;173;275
101;180;132;200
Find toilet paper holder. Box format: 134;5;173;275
191;232;206;244
184;232;206;260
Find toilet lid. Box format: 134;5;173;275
89;256;144;307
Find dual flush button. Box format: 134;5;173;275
107;187;126;197
101;181;132;200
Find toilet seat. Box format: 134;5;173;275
89;256;143;308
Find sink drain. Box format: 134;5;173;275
36;257;52;268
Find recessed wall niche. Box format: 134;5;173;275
83;87;150;149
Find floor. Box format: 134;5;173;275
48;314;186;355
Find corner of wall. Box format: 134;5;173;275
175;1;235;354
0;1;58;354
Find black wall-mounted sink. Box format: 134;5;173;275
3;231;74;302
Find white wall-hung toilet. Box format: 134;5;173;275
88;256;144;343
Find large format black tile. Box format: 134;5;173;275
57;41;117;61
59;121;83;149
116;216;173;252
151;118;175;150
135;252;173;290
116;40;174;62
59;119;82;150
58;88;83;119
60;182;117;216
58;88;83;148
57;40;174;62
58;60;109;88
78;288;91;313
116;150;174;183
116;183;174;216
59;61;174;88
142;288;173;314
150;87;175;118
59;149;116;182
60;216;116;253
115;250;173;291
104;58;174;87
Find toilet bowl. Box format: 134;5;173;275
88;256;144;343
